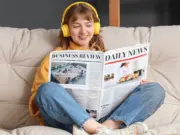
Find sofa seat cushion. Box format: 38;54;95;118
145;101;180;128
0;126;71;135
146;122;180;135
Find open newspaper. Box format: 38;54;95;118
48;43;149;120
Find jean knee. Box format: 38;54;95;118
147;82;165;104
35;82;65;106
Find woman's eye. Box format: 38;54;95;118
73;25;80;28
86;23;93;27
86;24;92;27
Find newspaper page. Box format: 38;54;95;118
96;43;149;120
48;50;104;117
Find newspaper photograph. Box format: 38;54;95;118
50;62;87;85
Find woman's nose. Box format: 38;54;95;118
80;26;86;34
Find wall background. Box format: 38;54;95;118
0;0;179;29
0;0;74;29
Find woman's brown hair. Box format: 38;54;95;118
59;3;106;52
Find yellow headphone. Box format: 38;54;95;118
61;2;101;37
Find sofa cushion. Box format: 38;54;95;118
146;123;180;135
0;126;71;135
144;26;180;129
0;26;180;134
0;27;59;129
101;26;180;130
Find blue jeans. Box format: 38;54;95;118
35;82;165;133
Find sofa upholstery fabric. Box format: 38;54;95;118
0;26;180;134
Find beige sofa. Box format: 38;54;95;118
0;26;180;135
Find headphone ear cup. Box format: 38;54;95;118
94;22;100;35
61;24;70;37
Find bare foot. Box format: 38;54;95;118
102;120;123;129
83;118;103;134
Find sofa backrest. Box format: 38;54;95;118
0;27;60;129
0;26;180;129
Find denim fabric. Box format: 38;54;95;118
99;82;165;127
35;82;91;133
35;82;165;133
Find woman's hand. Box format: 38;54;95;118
140;80;151;85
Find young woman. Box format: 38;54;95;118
29;2;165;135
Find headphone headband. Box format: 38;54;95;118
61;2;99;26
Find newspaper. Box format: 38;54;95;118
48;43;149;120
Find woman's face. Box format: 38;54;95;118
68;13;94;48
